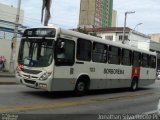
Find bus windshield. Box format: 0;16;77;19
18;38;54;67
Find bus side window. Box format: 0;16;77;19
55;39;75;66
122;49;132;66
142;53;149;68
108;46;121;65
77;39;91;61
132;51;141;67
92;42;107;63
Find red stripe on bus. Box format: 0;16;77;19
132;66;140;78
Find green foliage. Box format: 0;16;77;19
77;27;88;34
77;27;98;37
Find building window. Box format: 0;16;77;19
105;36;113;41
119;35;128;41
92;42;107;63
77;39;91;61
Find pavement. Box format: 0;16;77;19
0;71;17;85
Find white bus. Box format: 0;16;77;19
16;26;157;95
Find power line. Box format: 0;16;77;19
0;12;74;28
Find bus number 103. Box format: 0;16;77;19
90;67;95;72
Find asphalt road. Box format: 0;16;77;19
0;78;160;120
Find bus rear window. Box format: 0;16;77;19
150;55;156;68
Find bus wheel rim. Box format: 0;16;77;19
133;82;137;90
77;82;85;92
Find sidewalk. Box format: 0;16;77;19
0;71;17;85
0;71;15;77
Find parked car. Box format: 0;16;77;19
157;70;160;80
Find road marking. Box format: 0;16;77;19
91;92;153;102
0;92;154;113
0;100;95;113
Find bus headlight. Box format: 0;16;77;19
39;72;51;81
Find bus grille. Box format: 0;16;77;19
24;79;36;85
22;69;41;74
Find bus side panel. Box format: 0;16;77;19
106;65;132;89
74;63;132;90
149;68;156;80
52;66;75;91
139;67;155;87
87;63;108;90
81;63;133;90
74;62;92;87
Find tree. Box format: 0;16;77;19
77;27;99;37
41;0;52;26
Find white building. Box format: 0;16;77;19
84;27;151;51
0;3;27;40
0;3;27;71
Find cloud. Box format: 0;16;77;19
113;0;160;33
0;0;160;34
51;0;80;28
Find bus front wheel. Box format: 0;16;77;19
130;78;138;91
74;80;87;96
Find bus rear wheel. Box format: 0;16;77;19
130;78;138;91
74;80;87;96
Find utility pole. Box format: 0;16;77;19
9;0;21;73
122;11;135;44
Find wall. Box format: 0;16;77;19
79;0;96;26
129;32;150;51
112;10;117;27
96;31;150;51
149;33;160;43
97;32;117;42
0;39;20;71
0;3;24;24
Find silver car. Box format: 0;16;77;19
157;99;160;116
157;71;160;80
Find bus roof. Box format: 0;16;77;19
25;26;156;56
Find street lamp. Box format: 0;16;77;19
133;23;143;32
129;22;143;39
129;22;143;45
122;11;135;44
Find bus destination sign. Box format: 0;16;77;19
23;28;56;37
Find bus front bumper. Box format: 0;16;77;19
15;74;52;91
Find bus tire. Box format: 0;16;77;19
74;80;87;96
130;78;138;91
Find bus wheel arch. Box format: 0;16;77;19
74;75;90;95
130;77;139;91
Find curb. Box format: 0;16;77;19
0;82;17;85
0;75;15;77
0;74;15;77
0;73;17;85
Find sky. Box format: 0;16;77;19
0;0;160;34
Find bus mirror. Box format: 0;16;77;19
57;40;65;49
